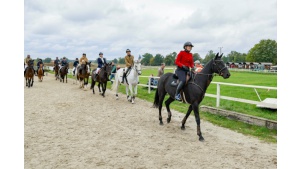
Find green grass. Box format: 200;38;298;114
48;68;277;143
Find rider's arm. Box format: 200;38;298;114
175;52;184;68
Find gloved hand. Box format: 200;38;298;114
191;68;195;72
182;65;189;71
128;66;131;69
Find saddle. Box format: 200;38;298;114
170;72;194;87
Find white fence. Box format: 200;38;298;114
127;75;277;108
45;66;277;108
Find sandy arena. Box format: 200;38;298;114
24;75;277;169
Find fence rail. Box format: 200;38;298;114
45;67;277;108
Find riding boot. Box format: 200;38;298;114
175;81;184;101
121;73;125;83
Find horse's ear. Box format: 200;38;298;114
215;53;219;60
220;53;223;58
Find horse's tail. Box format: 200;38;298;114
153;87;159;108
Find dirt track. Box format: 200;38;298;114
24;75;277;169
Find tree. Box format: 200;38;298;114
118;57;125;64
226;51;246;63
112;58;118;64
141;53;153;66
202;50;216;64
153;54;164;66
246;39;277;64
44;57;52;63
193;53;201;62
164;52;177;66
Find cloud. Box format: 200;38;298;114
24;0;277;60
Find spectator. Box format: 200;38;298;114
194;60;204;73
157;63;165;77
110;62;116;84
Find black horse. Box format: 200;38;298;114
153;53;231;141
90;63;112;97
59;63;69;83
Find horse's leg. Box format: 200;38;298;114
31;76;34;87
102;82;106;97
98;83;101;93
165;97;175;123
192;102;204;141
158;93;167;125
66;74;67;83
26;78;28;87
181;105;193;130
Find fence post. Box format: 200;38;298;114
148;77;151;94
216;83;220;107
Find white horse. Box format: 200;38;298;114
112;60;142;104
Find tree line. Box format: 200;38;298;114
38;39;277;66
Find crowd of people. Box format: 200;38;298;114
24;41;204;101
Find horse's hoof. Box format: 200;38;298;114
159;122;164;125
199;136;205;142
167;118;171;123
181;126;185;130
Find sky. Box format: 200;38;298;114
24;0;277;60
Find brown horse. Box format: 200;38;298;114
59;63;69;83
54;64;59;80
90;63;112;97
24;60;34;88
75;61;91;90
37;63;44;82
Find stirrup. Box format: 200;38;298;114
171;81;178;86
175;94;182;101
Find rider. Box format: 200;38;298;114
121;49;134;84
95;52;107;79
79;53;89;73
173;41;195;101
72;58;79;76
36;59;45;76
59;57;68;75
24;54;32;76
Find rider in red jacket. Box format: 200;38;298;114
173;41;195;101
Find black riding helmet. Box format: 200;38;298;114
126;49;131;53
99;52;103;55
183;41;194;49
82;53;86;55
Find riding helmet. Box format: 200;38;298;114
83;53;86;55
183;41;194;49
99;52;103;55
63;57;66;59
126;49;131;53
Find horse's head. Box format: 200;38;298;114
28;60;34;67
212;53;230;79
134;60;142;75
105;62;113;75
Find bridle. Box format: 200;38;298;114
134;63;142;75
188;59;227;92
212;59;227;76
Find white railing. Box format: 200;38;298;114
112;75;277;108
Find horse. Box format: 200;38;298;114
75;61;91;90
112;60;142;104
37;63;43;82
59;63;69;83
153;53;231;141
90;63;113;97
54;64;59;80
24;60;35;88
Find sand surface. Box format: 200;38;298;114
24;75;277;169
